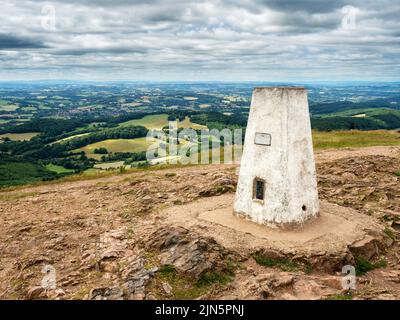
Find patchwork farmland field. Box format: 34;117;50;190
0;132;39;141
52;133;91;144
45;164;75;174
76;137;162;158
118;114;207;130
118;114;169;129
177;117;207;129
94;161;125;170
0;105;19;112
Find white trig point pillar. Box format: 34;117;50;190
234;87;319;227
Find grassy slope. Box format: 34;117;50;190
45;164;75;174
0;162;55;187
312;108;400;131
312;130;400;149
118;114;169;130
51;133;91;144
76;137;161;156
0;132;39;141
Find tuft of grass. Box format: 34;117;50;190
394;171;400;177
225;258;242;275
155;265;207;300
252;252;304;272
71;287;90;300
304;262;314;275
165;172;177;178
196;271;232;287
384;227;396;241
125;227;135;239
355;257;387;276
325;292;353;300
158;265;177;276
154;265;234;300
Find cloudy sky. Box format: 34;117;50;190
0;0;399;81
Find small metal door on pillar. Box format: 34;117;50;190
234;87;319;227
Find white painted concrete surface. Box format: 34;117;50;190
234;87;319;227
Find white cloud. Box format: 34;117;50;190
0;0;398;80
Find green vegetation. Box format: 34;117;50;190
312;130;400;149
1;81;400;189
355;257;387;276
60;126;149;151
93;147;108;154
119;114;169;129
311;108;400;131
0;132;39;141
119;114;207;130
177;116;207;129
0;161;56;187
155;265;208;300
77;137;159;157
325;293;353;300
394;171;400;177
154;265;234;300
0;104;19;112
196;271;233;287
252;252;305;272
93;161;125;170
20;106;37;111
45;163;75;174
383;227;396;241
165;172;177;178
52;133;91;144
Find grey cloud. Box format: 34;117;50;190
0;34;48;50
257;0;347;13
0;0;398;80
51;47;148;56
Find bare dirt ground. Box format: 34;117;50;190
0;146;399;300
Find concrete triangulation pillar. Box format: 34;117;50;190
234;87;319;227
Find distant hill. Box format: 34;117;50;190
311;107;400;131
310;98;400;115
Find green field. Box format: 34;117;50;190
45;164;75;174
0;132;39;141
94;161;126;170
312;130;400;149
176;117;207;129
119;114;169;129
52;132;91;144
118;114;207;130
76;137;162;158
20;106;37;111
0;162;55;187
0;105;19;112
